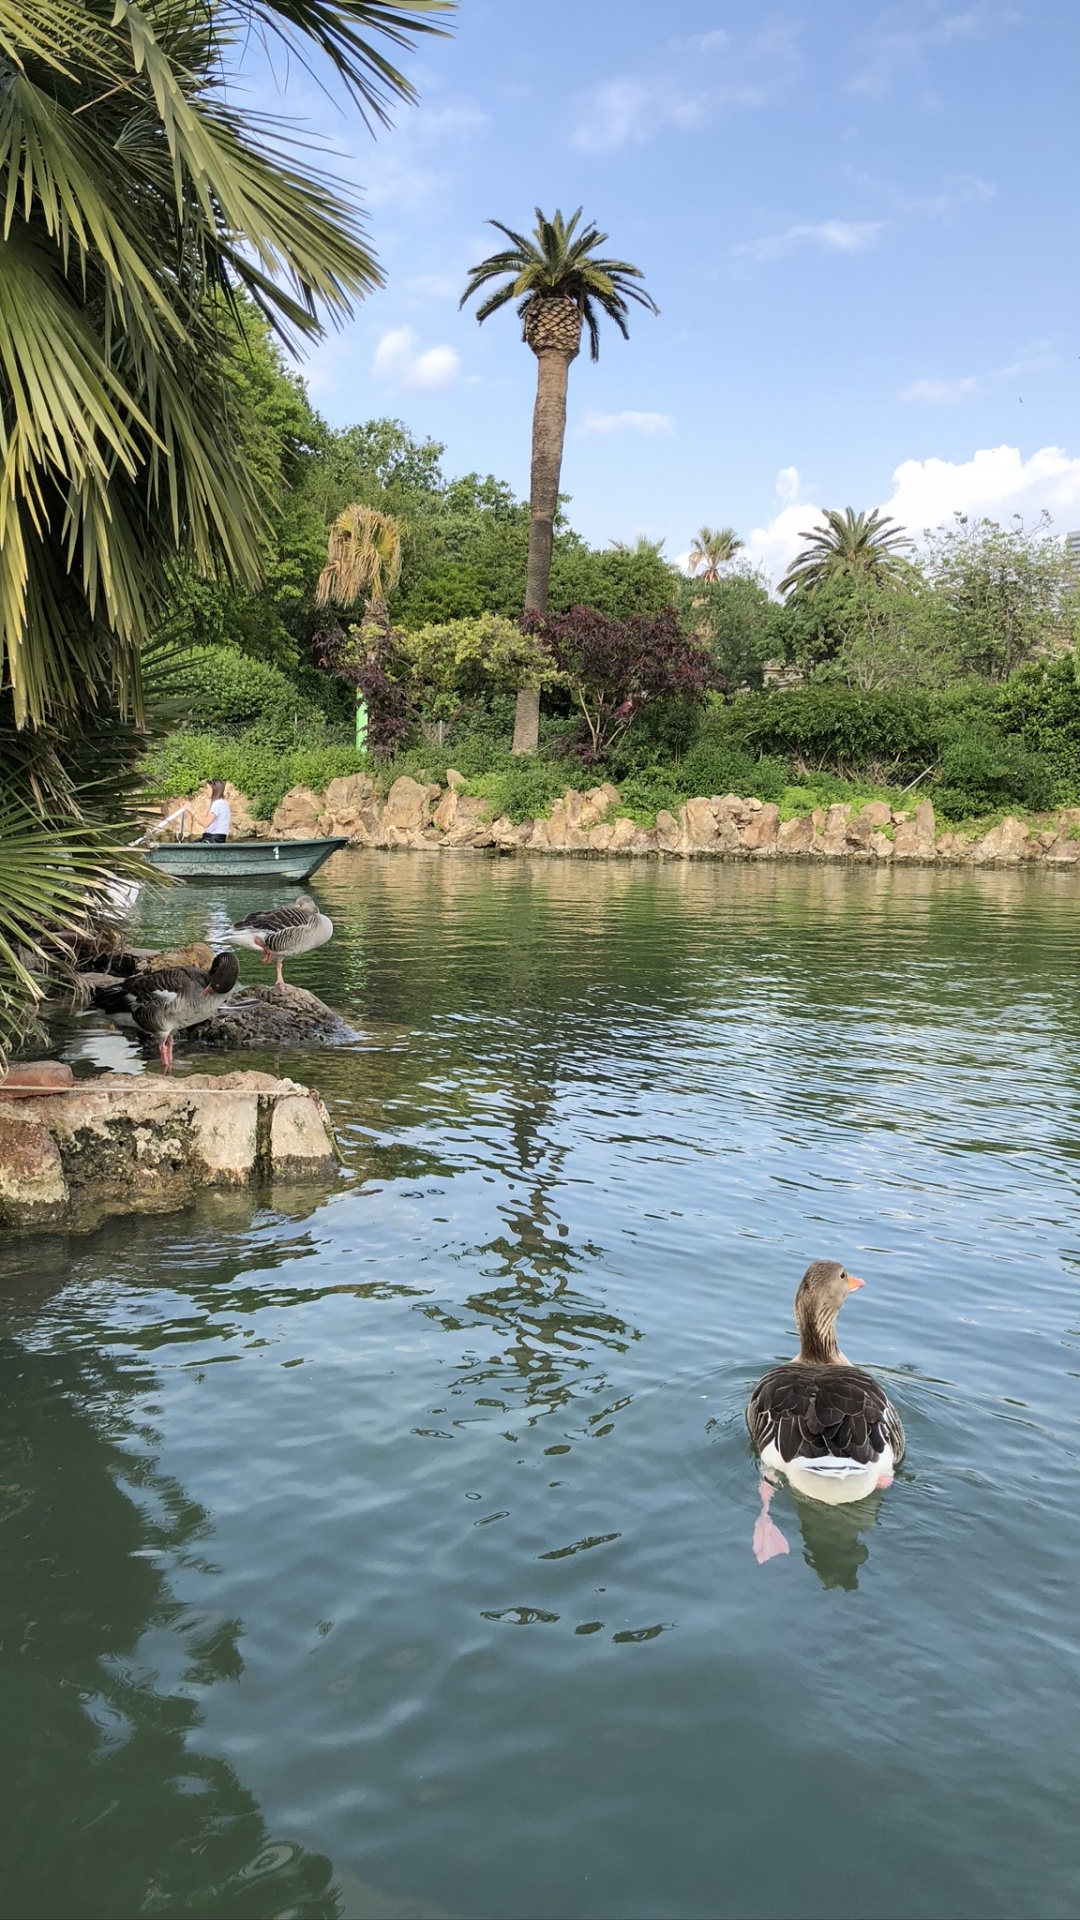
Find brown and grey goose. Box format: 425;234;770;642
747;1259;905;1563
223;895;332;987
89;951;240;1072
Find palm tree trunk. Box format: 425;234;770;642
514;348;572;754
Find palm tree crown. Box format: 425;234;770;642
780;508;913;598
460;207;658;361
688;526;743;582
316;504;404;615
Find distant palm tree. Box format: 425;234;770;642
316;505;404;625
609;535;666;558
780;508;913;597
687;526;744;582
461;207;658;751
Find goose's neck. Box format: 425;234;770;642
795;1301;846;1365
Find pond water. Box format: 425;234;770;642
3;852;1080;1920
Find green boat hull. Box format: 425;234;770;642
144;837;349;880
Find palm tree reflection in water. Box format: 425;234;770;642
424;1068;641;1430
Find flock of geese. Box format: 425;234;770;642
87;891;904;1561
86;895;333;1073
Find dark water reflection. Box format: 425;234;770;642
4;853;1080;1918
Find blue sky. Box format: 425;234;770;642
250;3;1080;575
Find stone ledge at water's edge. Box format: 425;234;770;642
155;776;1080;869
0;1071;338;1232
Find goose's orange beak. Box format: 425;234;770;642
846;1274;865;1291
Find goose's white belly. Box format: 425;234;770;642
761;1440;895;1506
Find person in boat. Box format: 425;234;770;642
187;779;231;843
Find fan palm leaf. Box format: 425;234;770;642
315;503;404;611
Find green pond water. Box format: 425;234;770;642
3;851;1080;1920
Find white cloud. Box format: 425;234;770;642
734;219;885;266
888;445;1080;532
895;174;994;219
742;445;1080;584
571;26;800;153
901;342;1056;405
775;465;802;505
849;11;982;97
902;375;979;404
372;327;460;392
577;410;674;437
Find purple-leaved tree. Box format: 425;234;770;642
522;605;715;760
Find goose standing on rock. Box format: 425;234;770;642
223;895;333;987
746;1260;905;1565
89;951;240;1073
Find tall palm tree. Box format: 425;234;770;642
780;508;913;598
460;207;658;752
0;0;448;1063
687;526;743;582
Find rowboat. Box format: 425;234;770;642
143;837;349;881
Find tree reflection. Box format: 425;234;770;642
0;1335;340;1920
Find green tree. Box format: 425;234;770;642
460;207;658;752
779;508;914;598
924;514;1076;681
687;526;744;582
677;570;773;689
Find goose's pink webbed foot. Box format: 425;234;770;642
753;1479;790;1565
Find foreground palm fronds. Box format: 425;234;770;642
0;0;448;731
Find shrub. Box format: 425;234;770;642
171;646;330;748
142;730;367;816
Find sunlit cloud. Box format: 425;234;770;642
372;327;460;392
734;219;886;266
571;26;800;153
902;376;979;404
848;11;983;97
740;445;1080;583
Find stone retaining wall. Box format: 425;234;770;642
157;775;1080;869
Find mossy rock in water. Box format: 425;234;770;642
188;982;360;1051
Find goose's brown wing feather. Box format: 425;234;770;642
232;903;314;935
747;1363;905;1466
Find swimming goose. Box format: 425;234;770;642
89;951;239;1073
746;1260;905;1564
223;895;332;987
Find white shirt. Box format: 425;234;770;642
207;797;231;836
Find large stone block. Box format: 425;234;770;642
740;803;780;855
967;816;1034;865
682;797;719;850
380;776;434;838
270;786;328;840
0;1071;338;1231
654;809;681;852
777;815;814;854
0;1113;68;1224
270;1092;338;1176
893;800;936;860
